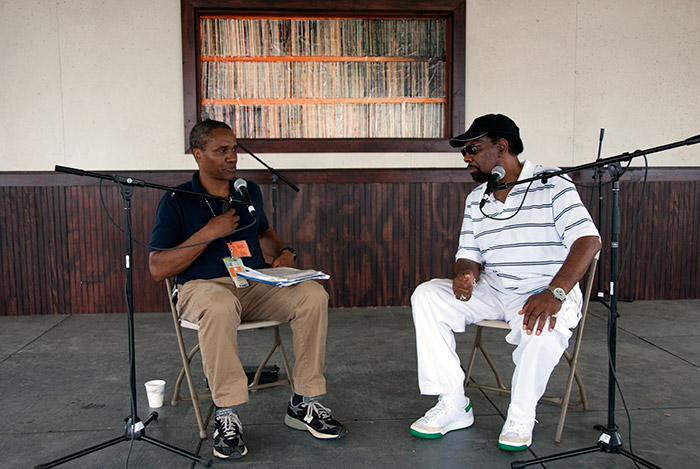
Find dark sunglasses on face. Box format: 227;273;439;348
460;142;484;156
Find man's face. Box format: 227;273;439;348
460;136;501;183
193;128;238;182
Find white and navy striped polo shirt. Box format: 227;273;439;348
456;160;600;296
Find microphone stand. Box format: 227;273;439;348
591;128;609;306
505;133;700;469
237;142;299;231
35;166;236;468
590;129;633;307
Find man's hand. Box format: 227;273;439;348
149;208;241;282
270;248;295;268
518;290;562;335
452;270;477;302
205;208;240;237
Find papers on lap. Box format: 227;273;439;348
237;267;330;287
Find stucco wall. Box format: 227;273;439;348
1;0;698;171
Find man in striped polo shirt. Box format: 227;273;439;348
409;114;601;451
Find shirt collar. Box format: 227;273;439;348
517;160;535;181
191;171;235;197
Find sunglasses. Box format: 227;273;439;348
460;143;484;156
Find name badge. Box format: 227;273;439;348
227;240;251;258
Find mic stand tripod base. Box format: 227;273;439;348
35;178;213;469
35;411;213;469
510;426;661;469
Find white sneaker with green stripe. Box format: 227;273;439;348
410;395;474;439
498;418;534;451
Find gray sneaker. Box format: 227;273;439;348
284;397;347;439
213;408;248;459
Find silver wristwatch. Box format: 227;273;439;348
547;286;566;302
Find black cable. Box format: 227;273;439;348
561;157;633;189
607;318;643;469
98;179;257;251
478;179;535;220
616;155;648;283
125;425;135;469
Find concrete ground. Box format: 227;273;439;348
1;300;698;468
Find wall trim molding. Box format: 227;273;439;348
2;166;698;187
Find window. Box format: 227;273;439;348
181;1;466;152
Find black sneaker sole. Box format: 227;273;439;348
213;446;248;459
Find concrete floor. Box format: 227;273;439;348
1;300;699;468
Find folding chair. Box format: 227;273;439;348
463;252;599;444
166;278;294;439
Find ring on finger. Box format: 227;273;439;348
459;294;467;301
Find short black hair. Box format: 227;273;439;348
488;132;524;155
189;119;232;151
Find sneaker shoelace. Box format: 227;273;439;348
304;400;332;423
217;411;241;439
503;420;529;437
423;398;451;421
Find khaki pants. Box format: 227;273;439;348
177;276;329;407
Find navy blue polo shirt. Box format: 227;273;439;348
149;172;269;284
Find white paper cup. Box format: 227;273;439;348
144;380;166;408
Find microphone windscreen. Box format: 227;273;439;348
233;178;247;192
492;166;506;181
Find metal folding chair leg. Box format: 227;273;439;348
247;325;294;391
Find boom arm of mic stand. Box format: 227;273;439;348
236;142;300;192
494;133;700;191
54;165;241;204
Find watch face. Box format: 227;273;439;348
549;286;566;301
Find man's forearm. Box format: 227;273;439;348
549;236;602;293
258;227;286;260
149;229;214;282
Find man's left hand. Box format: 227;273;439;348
270;249;295;268
518;290;563;335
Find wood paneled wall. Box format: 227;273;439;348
1;168;698;315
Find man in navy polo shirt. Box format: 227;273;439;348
149;119;345;460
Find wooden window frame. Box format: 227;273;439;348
181;0;466;153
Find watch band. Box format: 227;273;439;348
280;246;297;260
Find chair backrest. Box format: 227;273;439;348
165;277;184;328
568;250;599;370
579;251;599;322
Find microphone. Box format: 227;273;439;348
480;166;506;209
233;178;256;215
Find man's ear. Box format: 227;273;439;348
192;148;202;162
494;138;508;155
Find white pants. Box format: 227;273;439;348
411;276;582;423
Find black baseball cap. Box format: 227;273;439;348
449;114;520;147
